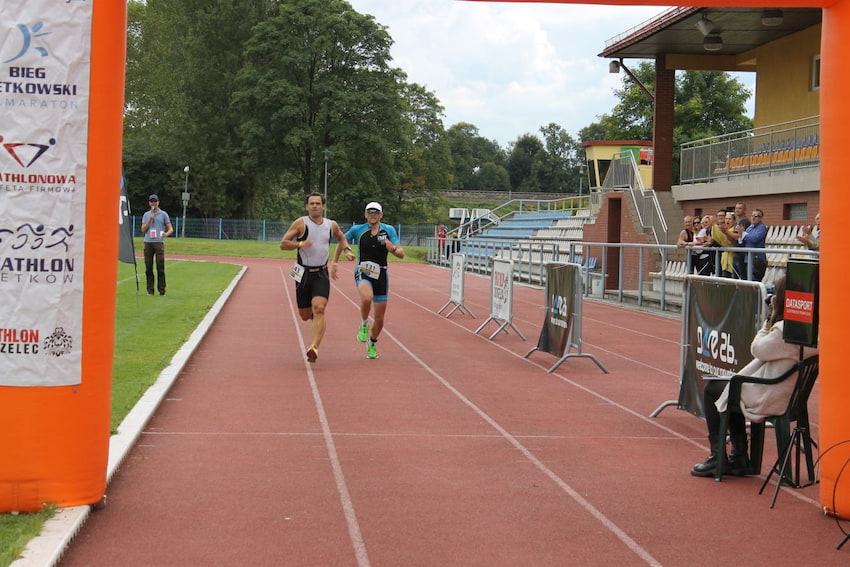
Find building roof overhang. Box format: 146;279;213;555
600;6;822;69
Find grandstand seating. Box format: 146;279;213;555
714;136;819;174
455;209;596;280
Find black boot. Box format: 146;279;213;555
729;430;751;476
728;453;752;476
691;454;728;477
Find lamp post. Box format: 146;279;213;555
322;149;331;216
181;165;190;238
578;164;586;197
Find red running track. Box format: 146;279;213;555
59;259;839;566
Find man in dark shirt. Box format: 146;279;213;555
333;202;404;359
739;208;768;282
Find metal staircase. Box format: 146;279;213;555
602;151;669;246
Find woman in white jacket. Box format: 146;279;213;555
691;276;818;477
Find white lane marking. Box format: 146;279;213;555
331;281;663;567
280;269;371;567
388;286;823;509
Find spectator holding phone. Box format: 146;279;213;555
796;212;820;250
141;194;174;296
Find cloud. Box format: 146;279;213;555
350;1;752;147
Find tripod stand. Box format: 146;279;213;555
757;348;819;508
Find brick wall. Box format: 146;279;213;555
678;192;821;225
581;193;658;290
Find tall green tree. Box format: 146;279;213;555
233;0;412;222
506;134;544;192
675;71;753;141
532;123;583;193
395;82;453;218
124;0;279;217
445;123;506;191
578;62;752;183
578;61;656;142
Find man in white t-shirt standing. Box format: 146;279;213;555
280;192;354;363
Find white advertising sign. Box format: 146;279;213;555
450;253;464;304
0;2;92;386
491;259;512;321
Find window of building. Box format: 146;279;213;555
784;203;808;221
592;159;611;187
812;55;820;91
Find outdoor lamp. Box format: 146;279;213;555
761;9;784;27
696;13;716;36
703;33;723;52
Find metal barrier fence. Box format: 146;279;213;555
426;236;818;313
129;217;437;246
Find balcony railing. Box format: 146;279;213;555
679;116;820;184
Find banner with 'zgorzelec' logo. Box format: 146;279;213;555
678;276;765;418
0;2;92;386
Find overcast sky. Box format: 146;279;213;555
347;0;756;148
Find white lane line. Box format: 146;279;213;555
331;282;662;567
280;269;371;567
393;289;699;443
389;288;823;509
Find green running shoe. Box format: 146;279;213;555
366;342;378;359
357;323;369;342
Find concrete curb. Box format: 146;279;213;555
10;264;247;567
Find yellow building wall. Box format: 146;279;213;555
754;24;821;127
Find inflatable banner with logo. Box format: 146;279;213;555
678;276;765;419
0;1;127;511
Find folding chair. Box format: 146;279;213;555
714;355;819;490
758;355;819;507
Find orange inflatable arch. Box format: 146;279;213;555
1;0;845;520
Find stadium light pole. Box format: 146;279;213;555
578;164;585;197
181;165;190;238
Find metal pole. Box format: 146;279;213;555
578;164;585;197
181;165;189;238
323;149;329;216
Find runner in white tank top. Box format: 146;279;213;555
280;192;355;363
296;215;332;267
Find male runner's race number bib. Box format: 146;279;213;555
359;261;381;279
289;263;305;283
